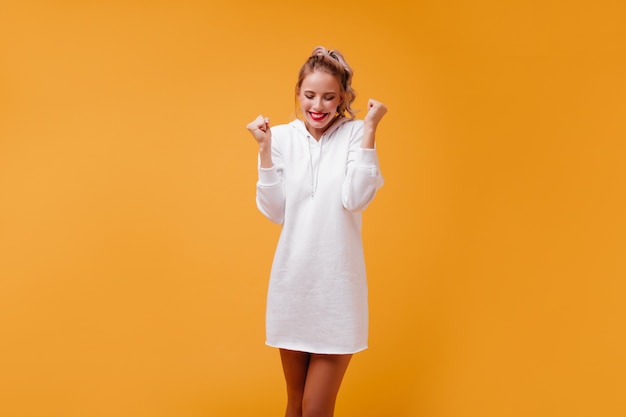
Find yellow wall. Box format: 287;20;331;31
1;1;624;416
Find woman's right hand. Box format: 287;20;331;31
246;115;272;146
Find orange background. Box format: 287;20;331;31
1;1;624;416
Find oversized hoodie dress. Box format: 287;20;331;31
256;117;384;354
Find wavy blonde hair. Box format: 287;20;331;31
295;46;356;119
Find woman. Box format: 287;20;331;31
246;46;387;417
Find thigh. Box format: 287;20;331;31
280;349;311;400
302;353;352;414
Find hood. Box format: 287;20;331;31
289;117;351;139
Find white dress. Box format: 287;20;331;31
256;118;383;354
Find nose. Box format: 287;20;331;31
313;97;323;110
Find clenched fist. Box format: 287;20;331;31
247;115;272;146
364;99;388;128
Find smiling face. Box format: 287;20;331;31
297;71;343;139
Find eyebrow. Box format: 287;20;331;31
303;90;337;95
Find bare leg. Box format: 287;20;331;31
279;349;352;417
302;353;352;417
280;349;311;417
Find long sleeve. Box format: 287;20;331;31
256;145;285;224
342;141;384;212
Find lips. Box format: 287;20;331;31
309;112;328;122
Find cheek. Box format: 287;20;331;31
298;94;310;104
323;98;338;109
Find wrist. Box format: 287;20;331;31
258;144;273;168
363;119;379;131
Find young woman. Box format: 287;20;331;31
246;46;387;417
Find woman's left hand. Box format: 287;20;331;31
364;98;388;128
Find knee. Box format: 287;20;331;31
286;394;303;417
302;400;332;417
288;391;303;403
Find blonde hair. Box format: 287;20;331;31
295;46;356;119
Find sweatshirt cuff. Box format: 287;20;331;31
357;148;380;166
258;165;281;186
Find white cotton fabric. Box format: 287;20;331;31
256;118;384;354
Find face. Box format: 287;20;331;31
297;71;343;138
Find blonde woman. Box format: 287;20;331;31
247;46;387;417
